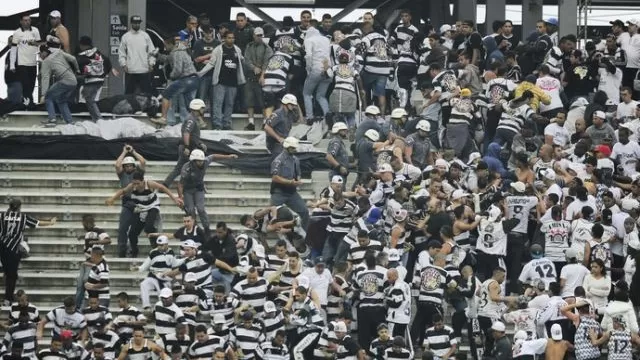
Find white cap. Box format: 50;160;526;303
213;314;226;324
542;169;556;181
189;149;205;161
550;323;563;340
159;288;173;298
565;247;579;259
451;189;470;200
435;158;449;170
281;94;298;105
182;239;199;249
621;198;640;211
378;163;394;173
364;129;380;142
264;301;276;313
514;330;528;341
439;24;452;34
593;110;606;119
282;136;299;149
416;120;431;132
184;272;198;283
510;181;526;193
391;108;407;118
332;122;348;133
156;235;169;245
386;248;400;262
254;27;264;35
296;275;310;289
628;19;640;26
488;205;502;222
365;105;381;115
491;321;506;332
392;208;408;222
122;156;136;165
49;10;62;18
331;175;344;184
334;321;348;333
189;99;206;111
467;152;481;165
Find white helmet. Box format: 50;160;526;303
282;136;299;149
281;94;298;106
122;156;136;165
189;99;206;111
189;149;205;161
416;120;431;132
391;108;408;119
365;105;380;115
364;129;380;142
393;208;408;222
331;122;348;134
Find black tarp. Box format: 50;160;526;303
0;135;331;176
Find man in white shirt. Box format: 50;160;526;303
612;126;640;177
536;65;564;118
300;257;338;318
598;58;623;104
622;19;640;96
10;15;41;107
616;87;638;120
559;248;590;300
544;112;570;147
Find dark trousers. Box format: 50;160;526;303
128;208;160;257
0;248;21;302
411;301;442;346
478;315;495;355
484;108;502;152
17;65;37;105
506;232;527;294
125;72;153;95
164;145;188;187
467;318;482;360
117;204;136;257
357;306;386;350
475;251;502;282
390;322;407;337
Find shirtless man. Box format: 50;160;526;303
512;324;572;359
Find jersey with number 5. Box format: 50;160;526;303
476;219;507;256
519;258;557;287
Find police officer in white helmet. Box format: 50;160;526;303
270;136;310;230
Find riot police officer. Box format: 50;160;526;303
326;122;350;186
264;94;303;156
270;136;310;230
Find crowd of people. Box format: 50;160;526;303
5;4;640;360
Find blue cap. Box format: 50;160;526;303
366;207;382;224
545;17;558;26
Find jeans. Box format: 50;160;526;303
212;84;238;129
183;189;209;230
81;82;103;120
7;81;22;104
75;263;92;309
197;73;213;108
117;204;135;257
164;145;189;187
45;82;76;123
211;268;235;293
270;190;310;231
321;232;344;268
303;72;331;119
163;76;199;123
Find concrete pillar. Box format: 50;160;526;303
522;0;543;42
453;0;476;26
485;0;506;35
558;0;577;38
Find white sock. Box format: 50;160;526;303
248;117;254;124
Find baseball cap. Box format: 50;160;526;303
334;321;348;333
130;15;142;23
593;110;606;119
594;144;612;157
551;323;563;340
510;181;526;193
156;235;169;245
392;336;405;347
264;301;276;313
242;311;254;320
182;239;199;249
378;164;394;173
565;247;578;259
628;19;640;26
621;198;640;211
488;205;502;222
602;208;613;222
530;244;544;259
50;10;62;18
331;175;344;184
439;24;452;35
491;321;506;332
213;314;226;324
296;275;310;290
314;256;326;266
184;272;197;283
467;152;481;165
545;17;559;26
254;27;264;35
91;244;105;252
610;19;625;27
366;207;382;224
451;189;470;201
159;288;173;298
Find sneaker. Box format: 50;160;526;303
244;123;255;131
44;120;57;127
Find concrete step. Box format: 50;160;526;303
0;172;315;192
0;189;313;207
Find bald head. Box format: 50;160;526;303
433;253;446;266
387;269;398;282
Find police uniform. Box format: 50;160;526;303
164;114;204;186
327;134;349;184
265;108;297;155
270;151;310;230
180;156;213;230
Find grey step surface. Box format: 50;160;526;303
1;159;246;174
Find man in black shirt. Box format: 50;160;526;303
458;20;484;69
206;222;239;292
192;26;220;112
148;214;207;246
210;32;245;130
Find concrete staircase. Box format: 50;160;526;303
0;159;316;315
